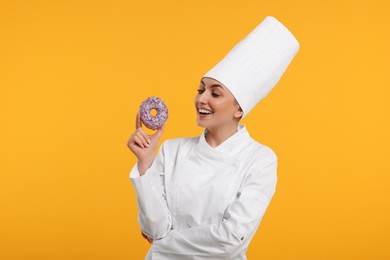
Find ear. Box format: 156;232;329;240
234;106;244;119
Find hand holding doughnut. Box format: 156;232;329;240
126;110;166;176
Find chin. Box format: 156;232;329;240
196;121;206;128
196;118;209;128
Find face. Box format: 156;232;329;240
194;77;243;130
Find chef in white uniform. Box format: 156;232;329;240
127;16;299;259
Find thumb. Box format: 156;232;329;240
152;123;165;140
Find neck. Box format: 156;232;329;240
205;124;239;148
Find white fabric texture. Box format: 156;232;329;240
130;125;278;259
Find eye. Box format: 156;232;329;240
197;88;205;94
212;92;220;97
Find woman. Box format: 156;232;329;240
127;16;299;259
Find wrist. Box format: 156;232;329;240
138;159;154;176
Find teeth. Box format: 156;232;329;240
198;108;212;114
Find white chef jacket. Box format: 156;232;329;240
129;125;278;260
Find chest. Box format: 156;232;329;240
163;146;244;229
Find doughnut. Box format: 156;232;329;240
139;96;168;130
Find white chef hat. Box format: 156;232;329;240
202;16;300;118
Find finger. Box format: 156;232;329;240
141;232;153;244
136;131;149;148
137;127;151;144
154;123;165;138
133;135;145;148
136;112;142;129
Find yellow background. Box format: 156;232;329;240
1;0;389;259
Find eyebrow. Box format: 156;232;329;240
200;80;224;89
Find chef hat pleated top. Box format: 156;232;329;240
202;16;300;118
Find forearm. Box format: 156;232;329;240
152;218;258;259
130;162;172;238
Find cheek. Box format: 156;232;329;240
219;101;237;116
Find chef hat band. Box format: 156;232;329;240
202;16;300;118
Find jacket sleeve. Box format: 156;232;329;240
152;152;278;259
129;141;172;239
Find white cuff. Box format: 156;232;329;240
129;162;155;179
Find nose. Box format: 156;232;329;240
197;91;208;104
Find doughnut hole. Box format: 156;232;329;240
150;108;158;116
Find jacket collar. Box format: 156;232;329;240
198;124;251;157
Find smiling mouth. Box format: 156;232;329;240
198;108;213;115
198;112;212;117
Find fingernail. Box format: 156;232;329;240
147;139;151;144
145;143;149;148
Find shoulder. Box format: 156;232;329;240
245;136;278;164
245;139;278;189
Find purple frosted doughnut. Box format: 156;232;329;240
139;96;168;130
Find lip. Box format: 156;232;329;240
198;107;212;111
197;111;212;118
